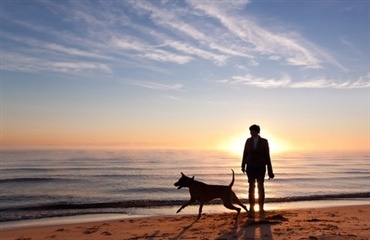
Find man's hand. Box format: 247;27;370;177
268;173;274;179
268;166;274;179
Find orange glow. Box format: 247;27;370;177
2;124;368;153
217;130;293;157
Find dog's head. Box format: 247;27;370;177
174;172;194;189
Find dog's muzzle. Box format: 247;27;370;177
174;183;183;189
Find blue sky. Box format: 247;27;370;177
1;0;369;152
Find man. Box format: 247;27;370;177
241;124;274;216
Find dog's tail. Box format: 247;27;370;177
229;169;235;188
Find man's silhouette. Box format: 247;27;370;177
241;124;274;216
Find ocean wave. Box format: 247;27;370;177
1;193;369;222
1;192;369;222
271;176;370;182
0;177;73;184
2;192;369;212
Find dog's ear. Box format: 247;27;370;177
192;176;194;180
181;172;185;176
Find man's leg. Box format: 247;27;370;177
257;178;265;212
248;178;256;213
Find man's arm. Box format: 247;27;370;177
265;139;274;179
241;139;249;173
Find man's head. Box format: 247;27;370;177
249;124;260;137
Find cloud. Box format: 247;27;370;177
1;51;111;73
349;73;370;89
289;74;369;89
0;0;359;80
111;37;148;52
188;0;344;69
219;73;370;89
45;43;111;60
163;40;228;65
139;50;192;64
128;0;254;61
128;80;184;91
130;1;208;42
50;62;111;73
111;37;193;64
1;32;113;73
219;74;291;88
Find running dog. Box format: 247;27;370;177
174;169;248;219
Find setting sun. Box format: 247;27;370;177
218;130;292;157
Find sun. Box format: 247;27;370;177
218;131;291;156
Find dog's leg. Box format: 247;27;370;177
223;202;241;213
222;199;242;220
232;193;248;212
235;208;241;220
197;202;204;219
177;198;196;214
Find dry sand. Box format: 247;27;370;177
1;204;369;240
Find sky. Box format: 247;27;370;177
1;0;369;154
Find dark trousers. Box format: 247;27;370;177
246;165;266;211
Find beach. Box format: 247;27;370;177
1;204;369;240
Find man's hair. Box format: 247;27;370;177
249;124;260;133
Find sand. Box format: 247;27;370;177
1;204;369;240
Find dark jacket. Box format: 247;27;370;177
241;136;272;169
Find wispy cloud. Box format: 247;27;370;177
45;43;111;60
188;1;329;69
218;74;291;88
1;51;111;73
1;32;112;73
129;0;255;61
163;40;228;65
349;73;370;89
130;1;209;42
139;50;192;64
293;74;370;89
111;37;194;64
219;73;370;89
128;80;184;91
51;62;111;73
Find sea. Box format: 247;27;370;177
0;149;369;226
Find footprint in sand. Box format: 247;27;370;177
55;228;69;232
101;231;112;236
322;224;339;230
83;226;100;234
306;218;321;222
308;236;318;240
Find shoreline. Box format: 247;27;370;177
1;204;369;240
1;198;369;230
1;192;369;223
